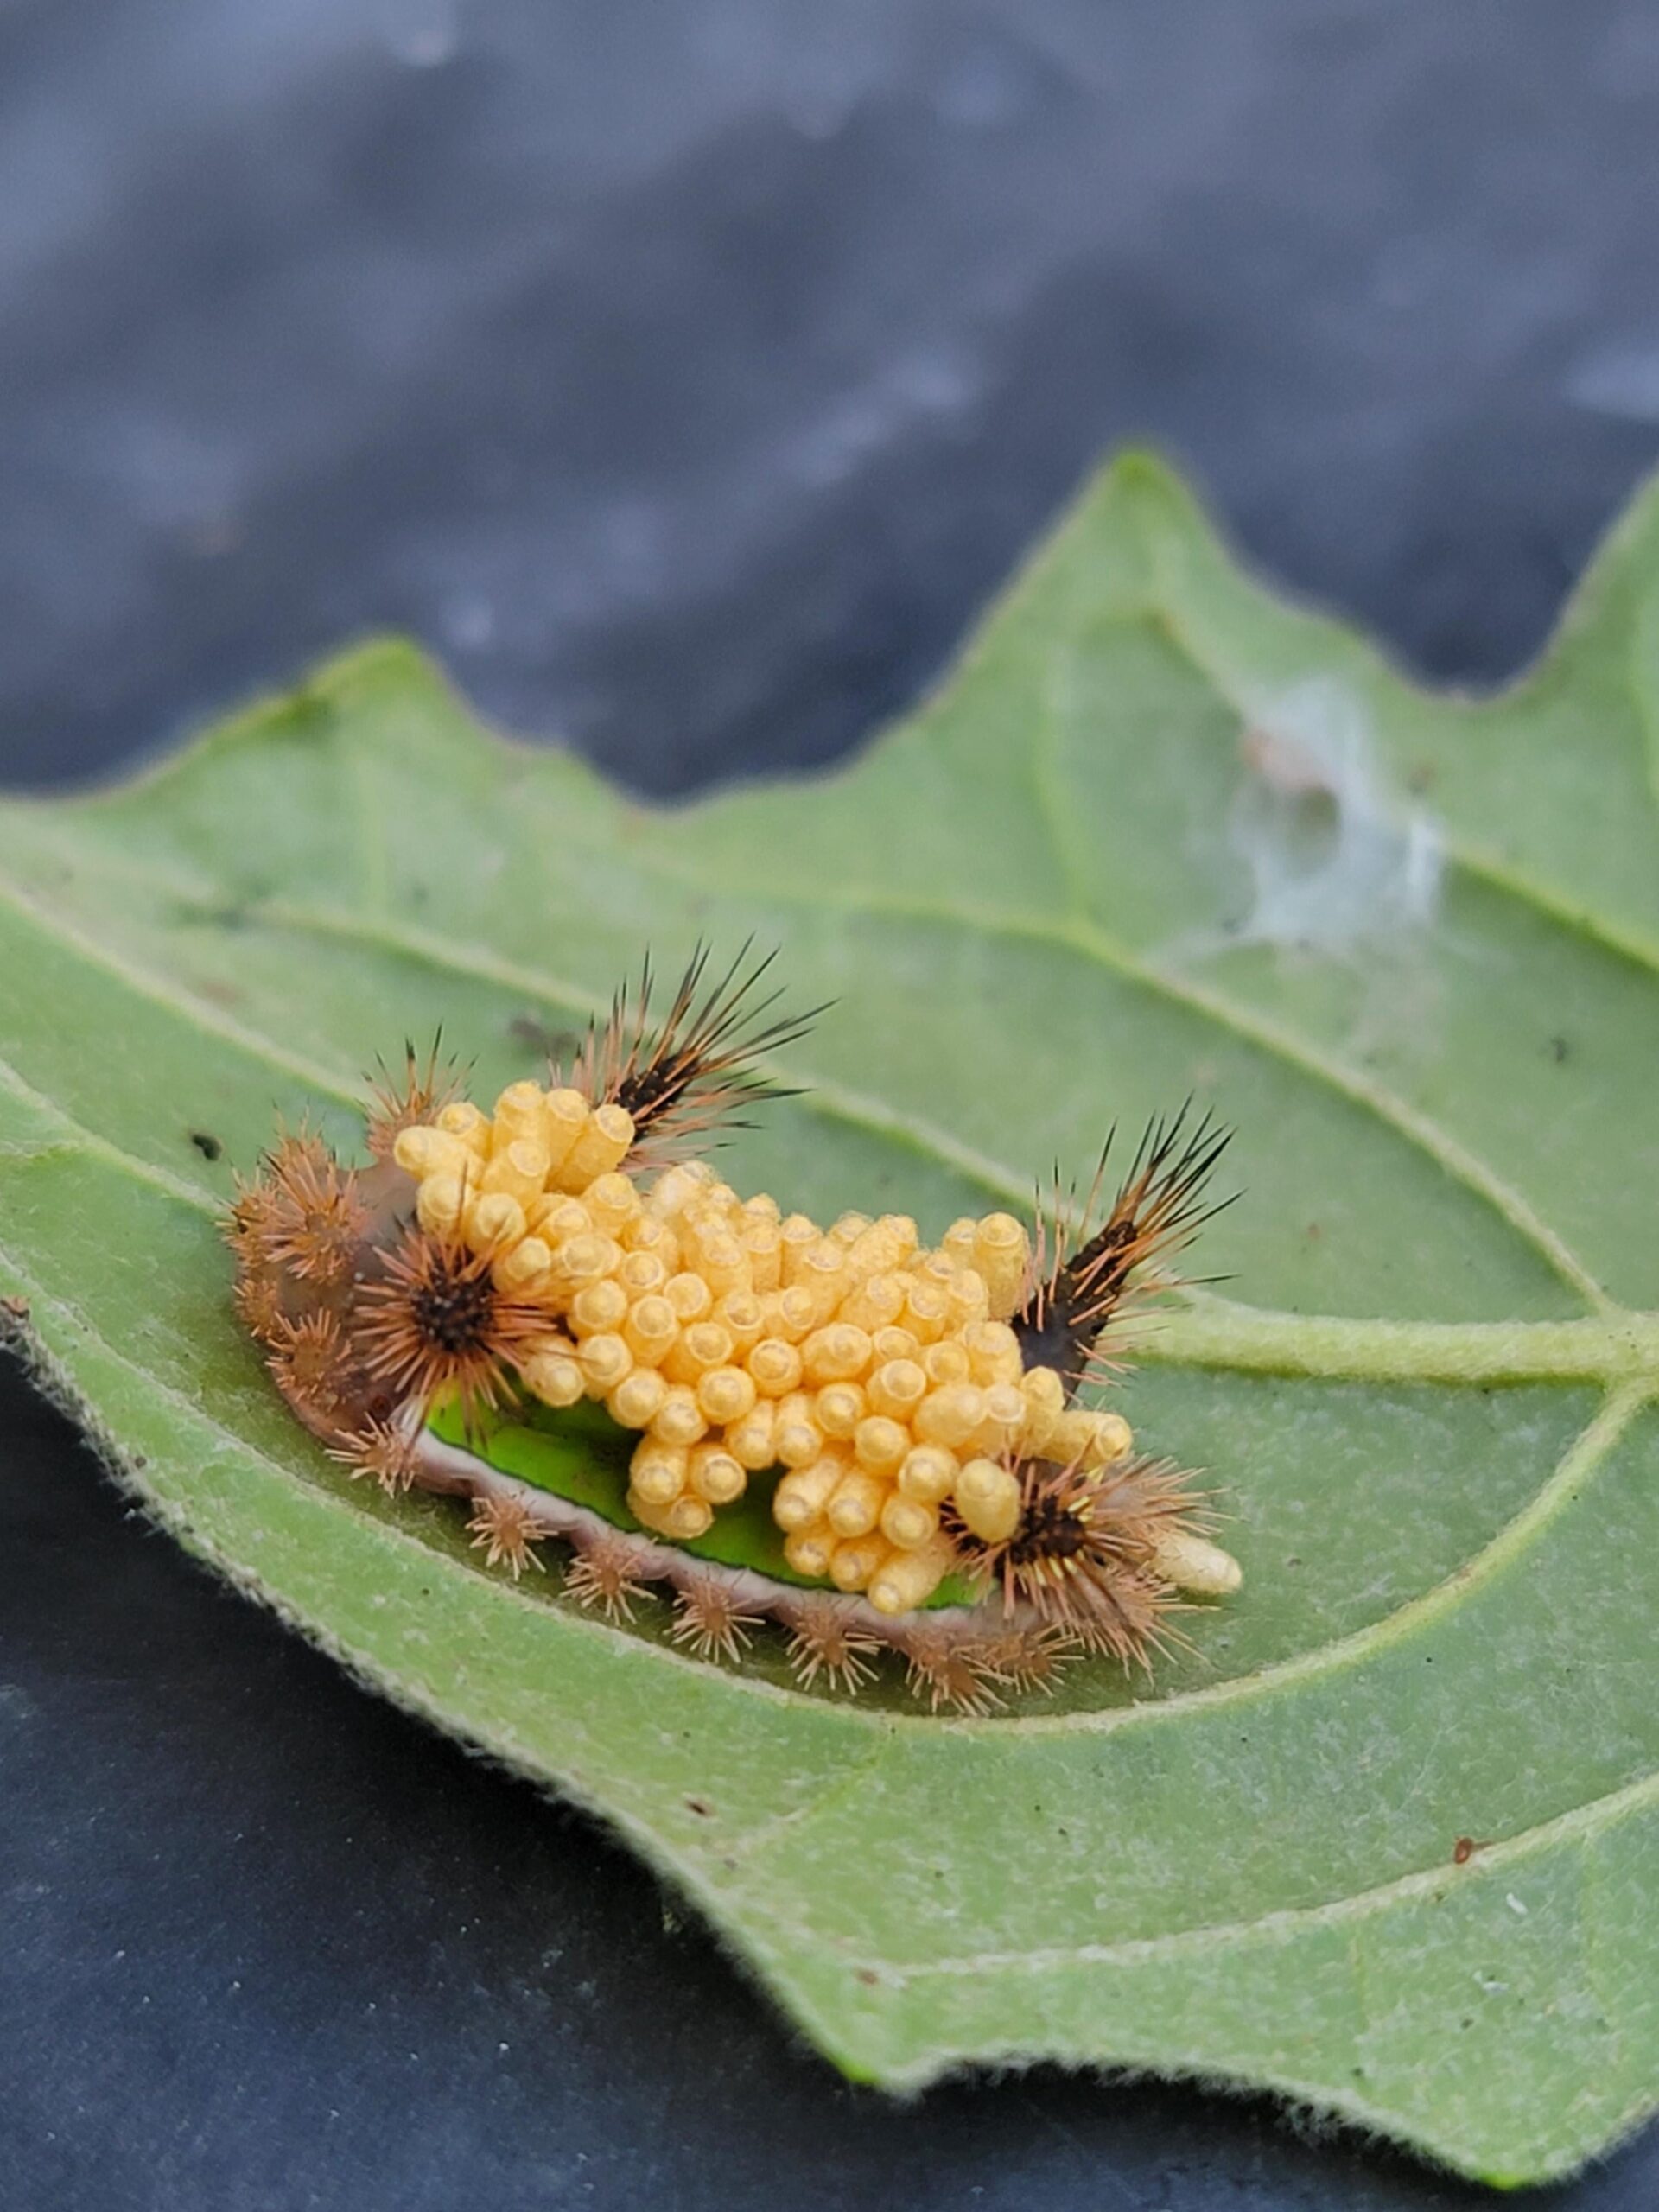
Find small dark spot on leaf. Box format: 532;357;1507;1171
1407;760;1436;794
1548;1035;1569;1064
1304;1222;1323;1242
855;1968;880;1987
1284;1554;1302;1568
1453;1836;1476;1865
684;1796;714;1819
188;1129;224;1161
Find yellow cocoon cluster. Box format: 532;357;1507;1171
394;1083;1134;1616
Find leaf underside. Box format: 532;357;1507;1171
5;453;1659;2188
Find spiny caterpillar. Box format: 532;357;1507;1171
226;947;1242;1711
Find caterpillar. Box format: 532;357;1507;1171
226;947;1242;1711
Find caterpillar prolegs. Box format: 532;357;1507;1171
226;949;1242;1712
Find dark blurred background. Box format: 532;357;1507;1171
3;3;1659;2208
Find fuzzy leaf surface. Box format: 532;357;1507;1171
4;454;1659;2186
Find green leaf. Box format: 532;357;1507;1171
4;450;1658;2189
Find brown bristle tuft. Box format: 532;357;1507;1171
563;941;826;1161
467;1491;545;1578
1013;1104;1233;1395
365;1036;464;1160
268;1128;334;1180
328;1414;423;1496
268;1308;352;1421
781;1600;880;1694
222;1173;284;1258
669;1577;762;1663
356;1227;549;1429
977;1621;1080;1697
893;1623;1007;1715
1067;1583;1186;1668
563;1529;650;1622
257;1135;374;1288
963;1452;1205;1668
232;1262;287;1346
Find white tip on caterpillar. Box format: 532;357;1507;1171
1149;1528;1243;1596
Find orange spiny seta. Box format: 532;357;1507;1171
329;1414;424;1495
565;941;826;1162
257;1132;374;1287
976;1621;1078;1696
779;1602;880;1694
1012;1105;1233;1396
365;1035;465;1160
669;1577;763;1664
222;1170;285;1259
563;1532;649;1622
356;1226;549;1431
467;1491;545;1579
893;1622;1007;1716
266;1309;367;1433
231;1260;286;1345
